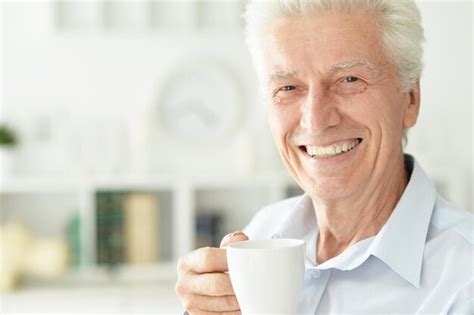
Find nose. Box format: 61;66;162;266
300;87;342;133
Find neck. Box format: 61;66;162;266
313;155;408;264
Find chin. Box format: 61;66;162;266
303;176;358;201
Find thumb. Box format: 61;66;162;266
220;230;249;248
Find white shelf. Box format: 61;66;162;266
0;172;295;194
0;177;87;194
58;263;178;284
1;278;181;314
0;173;301;279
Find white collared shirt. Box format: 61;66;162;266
243;155;473;314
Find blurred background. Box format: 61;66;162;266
0;0;472;314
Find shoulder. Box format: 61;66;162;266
429;195;473;246
242;195;303;240
425;195;473;280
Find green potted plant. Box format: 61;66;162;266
0;123;18;178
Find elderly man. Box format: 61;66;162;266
176;0;473;314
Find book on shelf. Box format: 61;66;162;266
96;192;126;266
66;213;81;267
196;213;223;248
123;192;160;264
96;191;161;267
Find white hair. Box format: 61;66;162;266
244;0;425;93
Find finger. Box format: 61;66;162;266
182;293;239;313
220;231;249;248
179;272;235;296
178;247;228;274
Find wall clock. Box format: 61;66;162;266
157;60;244;145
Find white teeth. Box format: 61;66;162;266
326;146;335;155
305;139;361;158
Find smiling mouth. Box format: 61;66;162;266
300;138;363;158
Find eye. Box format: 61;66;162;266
271;84;302;104
333;75;367;94
343;76;359;83
272;85;297;97
281;85;296;91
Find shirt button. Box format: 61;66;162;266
311;269;321;279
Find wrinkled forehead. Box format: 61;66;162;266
260;10;390;82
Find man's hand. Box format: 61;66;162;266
175;231;249;315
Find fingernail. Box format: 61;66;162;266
231;230;245;237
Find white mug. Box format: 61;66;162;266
227;239;305;315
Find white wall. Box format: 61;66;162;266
406;1;472;210
1;1;272;178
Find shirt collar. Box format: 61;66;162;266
271;194;316;240
271;155;436;288
368;155;436;287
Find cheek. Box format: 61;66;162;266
339;91;405;137
267;104;300;142
381;94;408;135
266;109;285;148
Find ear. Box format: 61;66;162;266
403;82;421;128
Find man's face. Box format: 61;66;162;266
263;10;420;200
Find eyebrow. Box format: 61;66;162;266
268;58;379;82
269;70;297;82
329;58;379;74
